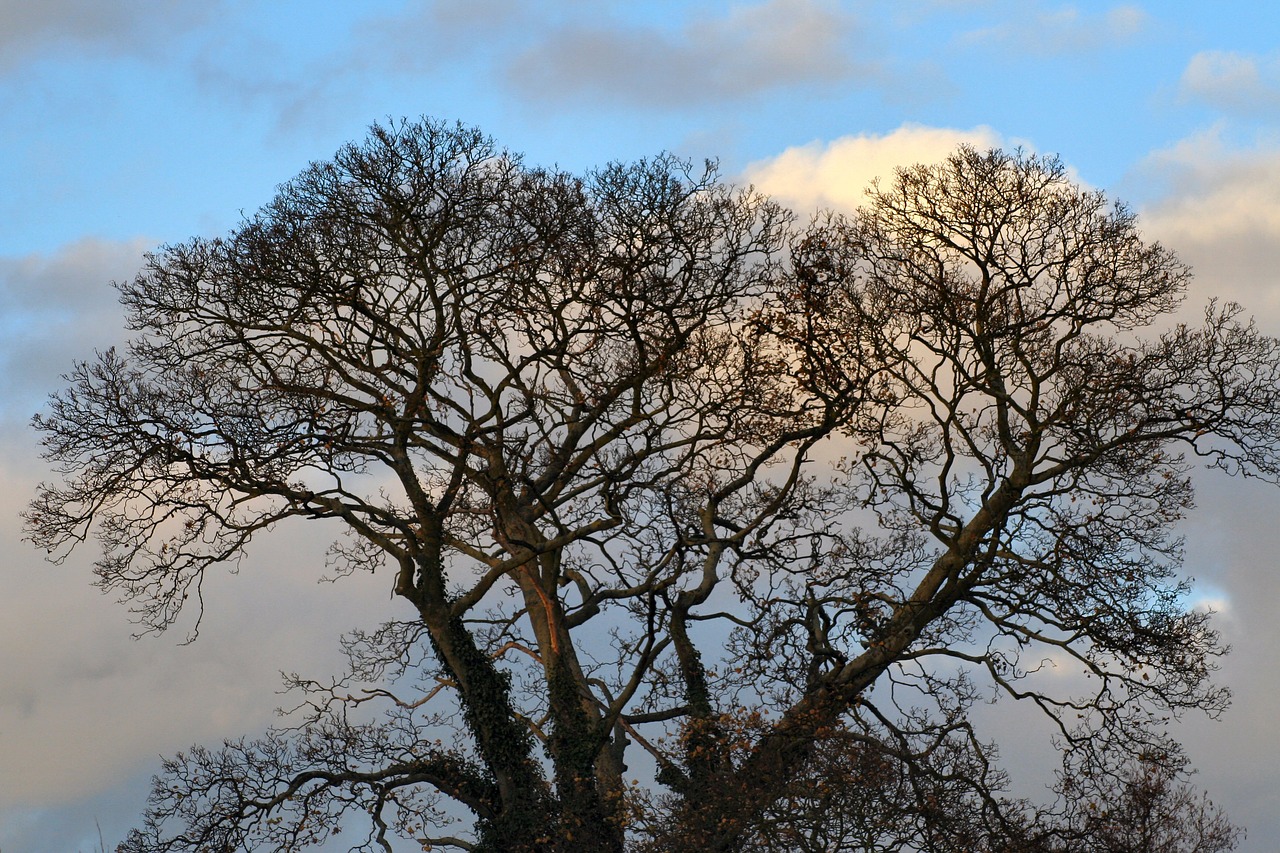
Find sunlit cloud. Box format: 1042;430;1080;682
1141;130;1280;238
1134;130;1280;320
742;124;1005;214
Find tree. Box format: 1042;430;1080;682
1044;754;1243;853
28;121;1279;851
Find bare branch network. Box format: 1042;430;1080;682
29;119;1274;852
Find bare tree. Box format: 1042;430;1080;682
28;124;1277;851
1042;753;1243;853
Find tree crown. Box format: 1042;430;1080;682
29;120;1272;852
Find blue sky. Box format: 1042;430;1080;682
6;0;1279;254
5;2;1280;851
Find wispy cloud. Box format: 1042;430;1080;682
960;3;1148;55
361;0;540;73
183;0;538;135
505;0;865;108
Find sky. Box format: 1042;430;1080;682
4;1;1280;850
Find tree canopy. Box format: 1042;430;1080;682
29;119;1275;852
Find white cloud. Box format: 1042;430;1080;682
1180;50;1280;116
505;0;864;107
742;123;1004;214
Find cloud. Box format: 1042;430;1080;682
360;0;539;74
188;43;360;137
0;240;407;847
0;0;218;70
960;3;1147;55
1180;50;1280;117
181;0;861;131
505;0;863;108
0;238;147;425
0;500;390;811
1172;468;1280;844
742;123;1004;214
1134;130;1280;320
185;0;538;135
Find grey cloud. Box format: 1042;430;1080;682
1130;142;1280;848
0;237;408;832
188;45;360;137
0;238;144;422
0;237;142;311
0;0;346;139
1171;472;1280;849
183;0;536;136
0;0;219;70
362;0;540;73
504;0;863;108
1180;50;1280;117
0;467;396;842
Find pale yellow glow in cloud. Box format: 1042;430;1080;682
1142;130;1280;241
